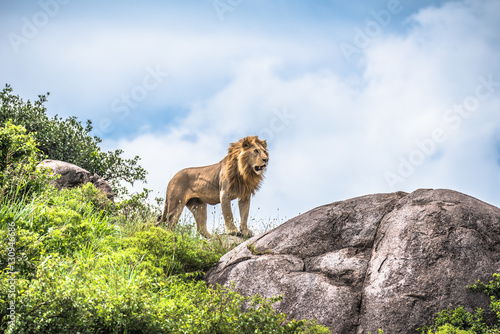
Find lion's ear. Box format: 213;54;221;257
261;140;267;149
242;137;251;148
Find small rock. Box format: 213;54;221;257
38;159;114;201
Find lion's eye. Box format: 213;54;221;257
254;149;259;154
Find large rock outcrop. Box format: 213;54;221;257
39;159;114;200
205;189;500;333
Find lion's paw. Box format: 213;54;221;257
200;230;212;239
239;228;254;238
227;229;240;237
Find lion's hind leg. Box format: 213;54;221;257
186;198;211;239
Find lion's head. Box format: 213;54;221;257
224;136;269;197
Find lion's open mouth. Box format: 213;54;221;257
254;165;266;172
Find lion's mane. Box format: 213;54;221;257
222;136;266;198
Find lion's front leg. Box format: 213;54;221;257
238;195;253;237
220;191;238;235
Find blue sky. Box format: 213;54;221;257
2;0;500;232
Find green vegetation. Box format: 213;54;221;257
0;87;330;333
0;84;146;196
0;120;52;201
247;242;272;255
418;274;500;333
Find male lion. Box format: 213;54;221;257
158;136;269;238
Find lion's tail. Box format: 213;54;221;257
157;197;169;225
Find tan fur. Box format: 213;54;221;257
158;136;269;238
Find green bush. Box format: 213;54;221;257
0;121;51;200
419;274;500;334
0;183;116;280
1;250;330;334
419;307;489;334
471;273;500;301
0;84;146;196
1;253;329;334
112;188;162;231
124;227;222;275
430;324;473;334
0;242;330;333
0;184;330;333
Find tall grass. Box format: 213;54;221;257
0;195;38;229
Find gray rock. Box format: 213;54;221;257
39;159;114;200
89;173;114;201
205;189;500;333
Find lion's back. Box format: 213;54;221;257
167;162;223;203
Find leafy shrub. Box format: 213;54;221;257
112;188;162;231
419;274;500;334
471;273;500;301
0;84;146;196
0;228;42;280
0;254;329;334
430;324;473;334
124;227;222;275
0;121;51;200
0;184;116;279
419;307;489;334
0;183;330;333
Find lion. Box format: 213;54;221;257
158;136;269;238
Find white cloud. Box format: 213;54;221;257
1;16;343;126
102;0;500;234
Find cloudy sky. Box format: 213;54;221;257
2;0;500;232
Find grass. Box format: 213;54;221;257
0;182;331;334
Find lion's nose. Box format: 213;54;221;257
262;158;268;163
